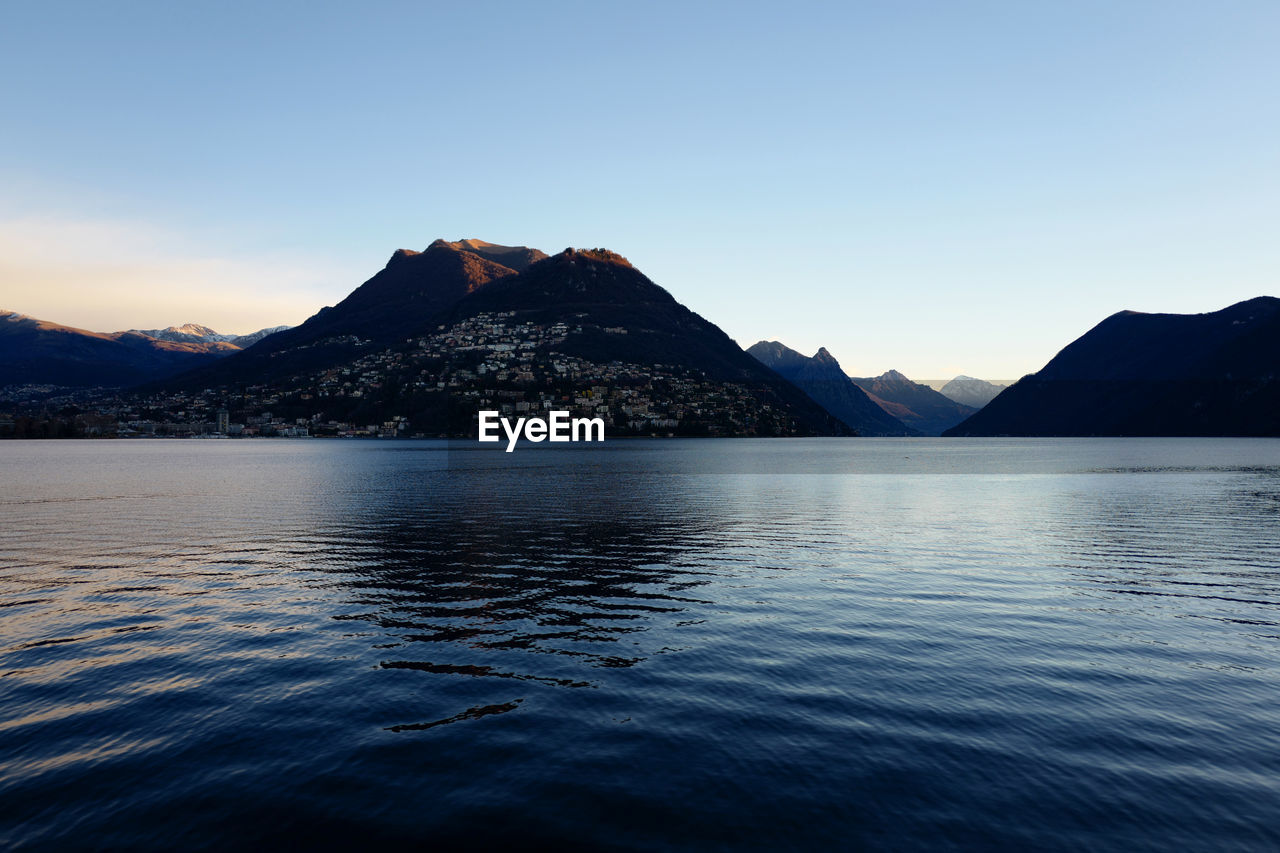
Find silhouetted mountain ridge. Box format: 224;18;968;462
850;370;976;436
945;297;1280;436
747;341;914;436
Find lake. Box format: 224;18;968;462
2;438;1280;850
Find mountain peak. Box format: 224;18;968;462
747;341;809;373
168;323;219;337
132;323;229;343
387;248;421;267
557;247;634;269
748;340;798;355
938;375;1009;408
748;339;914;436
429;238;503;253
426;238;549;272
847;368;976;435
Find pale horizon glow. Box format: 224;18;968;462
2;2;1278;380
0;212;360;335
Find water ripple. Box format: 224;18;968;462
1;438;1279;850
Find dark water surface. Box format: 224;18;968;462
3;438;1280;850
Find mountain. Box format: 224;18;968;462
0;310;238;387
849;370;976;436
427;238;547;272
132;323;292;348
133;323;227;343
157;241;852;437
937;375;1008;408
227;326;292;348
447;250;819;390
0;311;292;389
944;296;1280;436
747;342;914;436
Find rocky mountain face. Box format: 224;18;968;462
849;370;976;436
0;310;286;388
157;241;852;437
427;238;548;272
747;341;914;436
944;296;1280;436
937;375;1008;408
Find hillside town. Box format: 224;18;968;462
1;312;808;439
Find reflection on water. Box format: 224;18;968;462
2;439;1280;851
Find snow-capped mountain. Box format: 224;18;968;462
1;311;293;388
131;323;291;348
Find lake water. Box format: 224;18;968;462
2;438;1280;850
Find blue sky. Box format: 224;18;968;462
2;1;1277;378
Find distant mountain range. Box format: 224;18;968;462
746;344;978;436
154;240;851;437
0;311;289;387
945;296;1280;436
849;370;977;436
935;376;1008;408
746;342;914;436
130;323;291;348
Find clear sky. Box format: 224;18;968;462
2;1;1277;379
